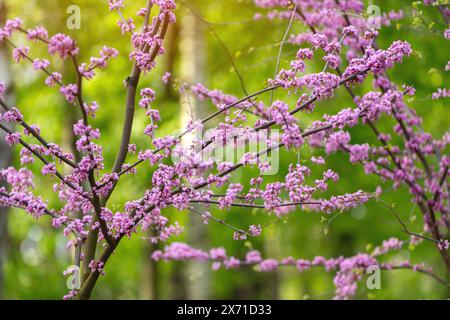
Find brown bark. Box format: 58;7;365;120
0;0;13;299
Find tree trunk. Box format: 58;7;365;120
179;10;211;300
162;22;179;99
0;0;13;299
141;230;160;299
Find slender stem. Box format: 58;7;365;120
270;1;298;105
188;207;249;236
4;38;64;86
181;1;248;96
0;123;82;193
102;14;170;205
378;199;439;244
189;199;321;209
0;99;77;168
97;85;279;188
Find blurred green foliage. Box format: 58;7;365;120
1;0;449;299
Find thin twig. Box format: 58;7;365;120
377;198;439;244
181;1;248;96
270;1;298;105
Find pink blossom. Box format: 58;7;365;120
108;0;124;11
224;257;240;269
12;46;29;62
162;72;171;84
48;33;79;59
431;88;449;100
5;132;21;145
60;84;78;104
438;239;449;251
210;247;227;260
41;163;57;176
32;59;50;70
0;81;5;97
45;72;62;87
0;18;22;39
349;144;370;163
118;18;135;34
259;259;278;272
325;131;350;154
26;26;48;41
245;250;262;264
249;224;262;237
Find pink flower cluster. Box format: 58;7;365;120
48;33;79;59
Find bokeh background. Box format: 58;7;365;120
0;0;449;299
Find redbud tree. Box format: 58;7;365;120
0;0;449;299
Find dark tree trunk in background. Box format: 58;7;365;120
142;230;160;299
263;232;280;299
162;22;179;99
0;0;13;299
170;262;187;299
